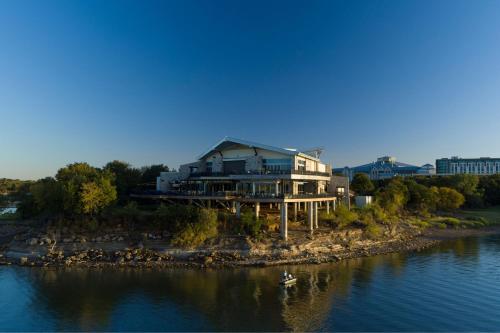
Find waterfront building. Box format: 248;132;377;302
334;156;435;181
436;156;500;175
136;137;348;240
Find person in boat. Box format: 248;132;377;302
283;271;288;280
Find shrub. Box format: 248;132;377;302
319;211;335;226
364;222;382;239
334;205;358;229
234;211;265;239
154;204;199;232
171;208;218;248
409;218;430;229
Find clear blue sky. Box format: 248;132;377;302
2;0;500;179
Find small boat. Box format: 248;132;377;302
280;271;297;285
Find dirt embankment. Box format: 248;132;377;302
1;223;499;269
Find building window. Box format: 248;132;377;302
336;187;345;196
206;162;212;173
263;159;292;172
298;160;306;171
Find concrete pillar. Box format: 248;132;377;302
308;202;314;232
333;200;336;211
270;203;273;209
294;202;298;221
326;201;330;215
207;200;211;209
255;202;260;219
203;182;207;194
275;182;279;196
236;202;241;218
231;201;236;213
252;182;256;195
280;203;288;240
314;202;319;229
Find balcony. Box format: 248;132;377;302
189;169;331;178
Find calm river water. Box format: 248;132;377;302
1;235;500;331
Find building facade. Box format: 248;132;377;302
334;156;435;181
148;137;349;240
436;157;500;175
157;137;335;197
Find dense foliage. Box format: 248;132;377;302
154;205;218;248
350;173;374;195
17;161;172;219
372;174;500;208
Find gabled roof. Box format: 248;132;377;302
197;137;320;161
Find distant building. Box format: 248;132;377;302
333;156;435;181
436;156;500;175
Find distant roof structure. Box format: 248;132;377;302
197;137;320;161
333;156;423;173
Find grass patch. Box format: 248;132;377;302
459;206;500;225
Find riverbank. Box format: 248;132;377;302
2;221;499;269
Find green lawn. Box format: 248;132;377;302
459;206;500;225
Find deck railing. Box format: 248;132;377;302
189;169;331;178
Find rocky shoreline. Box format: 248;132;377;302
1;223;499;269
0;224;459;269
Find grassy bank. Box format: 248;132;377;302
458;206;500;225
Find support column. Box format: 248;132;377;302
333;200;336;211
207;200;211;209
275;182;280;196
314;202;319;229
280;202;288;240
236;202;241;218
252;182;256;195
326;201;330;215
231;201;236;213
294;202;298;221
255;202;260;219
308;202;314;233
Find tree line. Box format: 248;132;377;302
350;172;500;214
18;161;170;218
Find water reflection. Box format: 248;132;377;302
3;235;500;331
18;256;407;331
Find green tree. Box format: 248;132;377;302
56;162;117;216
351;173;375;195
141;164;170;184
80;177;117;215
376;177;409;215
104;160;142;198
479;175;500;206
30;177;64;215
435;187;465;211
405;179;437;213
